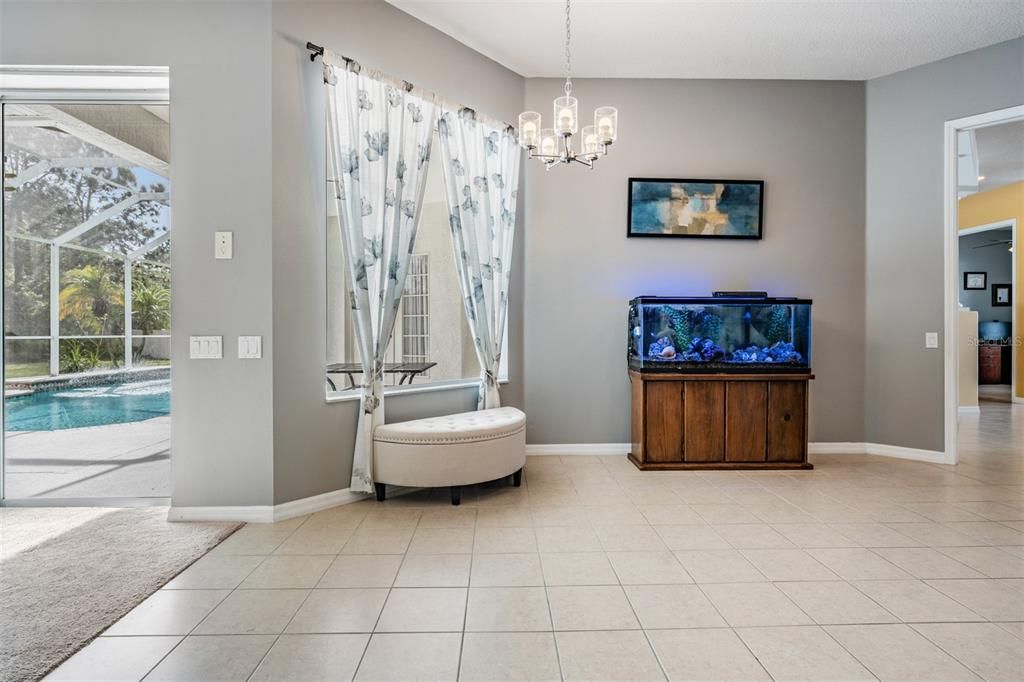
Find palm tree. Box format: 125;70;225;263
132;280;170;362
59;264;123;335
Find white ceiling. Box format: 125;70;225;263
387;0;1024;80
976;119;1024;193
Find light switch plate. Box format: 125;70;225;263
238;335;262;359
190;335;223;359
925;332;939;349
215;231;233;259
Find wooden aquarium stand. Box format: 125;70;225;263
628;370;814;470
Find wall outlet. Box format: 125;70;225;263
238;335;262;359
190;335;223;359
215;231;233;259
925;332;939;349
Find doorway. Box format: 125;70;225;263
944;105;1024;466
1;74;171;503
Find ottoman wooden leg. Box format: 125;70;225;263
375;482;386;502
512;468;523;487
450;486;462;506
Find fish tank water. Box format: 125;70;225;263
629;295;812;373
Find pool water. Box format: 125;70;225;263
5;379;171;431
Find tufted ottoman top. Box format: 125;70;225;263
373;407;526;445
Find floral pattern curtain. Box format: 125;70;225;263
325;59;437;493
436;108;521;409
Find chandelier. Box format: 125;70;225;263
518;0;618;169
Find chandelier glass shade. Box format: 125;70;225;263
518;0;617;169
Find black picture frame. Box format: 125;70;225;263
992;283;1012;307
963;272;987;290
627;177;764;240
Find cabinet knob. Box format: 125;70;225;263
783;413;792;422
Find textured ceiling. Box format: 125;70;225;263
387;0;1024;80
976;119;1024;193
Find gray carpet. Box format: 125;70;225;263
0;507;240;682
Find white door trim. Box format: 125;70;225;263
943;105;1024;465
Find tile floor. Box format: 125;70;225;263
47;402;1024;681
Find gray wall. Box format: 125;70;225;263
1;1;277;507
270;0;525;504
865;38;1024;452
523;78;867;444
960;228;1013;323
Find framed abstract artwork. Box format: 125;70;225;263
628;178;764;239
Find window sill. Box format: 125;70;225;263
326;378;481;404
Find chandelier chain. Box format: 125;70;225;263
564;0;572;95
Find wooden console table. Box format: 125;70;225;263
629;371;813;470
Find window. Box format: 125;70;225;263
326;131;508;397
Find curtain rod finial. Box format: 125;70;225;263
307;42;324;62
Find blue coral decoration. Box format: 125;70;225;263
648;336;674;358
681;338;725;362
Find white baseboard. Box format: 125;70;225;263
958;405;981;415
527;442;949;465
168;487;369;524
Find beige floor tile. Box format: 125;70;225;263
913;622;1024;682
473;526;537;553
534;525;602;552
637;504;704;525
193;588;308;635
673;549;766;583
624;585;726;629
459;632;560;681
807;548;914;580
465;586;552;631
144;634;275;681
340;527;413;555
647;628;770;681
940;546;1024;578
394;553;471;587
285;588;388;633
375;587;467;632
272;526;354;555
470;552;544;586
529;505;593;527
885;522;987;547
547;585;641;630
775;581;899;625
317;554;402;588
540;551;619;585
360;508;422;529
418;507;478;528
872;547;985;579
555;630;665;681
829;522;920;547
737;625;875;681
946;521;1024;545
408;527;475;554
45;636;182;682
303;506;368;530
955;502;1024;521
355;633;461;681
714;523;795;549
162;555;264;590
595;525;667;551
853;579;982;622
239;555;333;589
653;524;731;550
476;506;534;527
927;579;1024;621
607;551;693;584
772;523;859;548
825;624;981;681
691;503;761;524
104;589;229;636
739;548;839;581
701;583;813;627
208;526;293;555
249;633;370;681
902;502;987;522
584;505;649;527
996;621;1024;639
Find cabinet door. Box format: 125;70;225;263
767;381;806;462
645;381;684;462
725;381;767;462
684;381;725;462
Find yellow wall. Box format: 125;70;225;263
959;181;1024;399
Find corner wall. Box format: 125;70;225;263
865;38;1024;451
523;78;867;445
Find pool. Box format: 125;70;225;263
4;378;171;431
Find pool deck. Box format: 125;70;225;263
3;416;170;500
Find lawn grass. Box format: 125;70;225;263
5;362;49;379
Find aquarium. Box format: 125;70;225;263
628;295;812;373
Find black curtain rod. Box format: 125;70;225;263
306;42;324;62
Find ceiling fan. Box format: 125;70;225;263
973;238;1014;253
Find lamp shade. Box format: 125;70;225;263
594;106;618;144
553;95;578;135
518;111;541;149
539;128;559;156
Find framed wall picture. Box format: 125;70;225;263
963;272;987;290
992;283;1012;307
628;178;764;239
